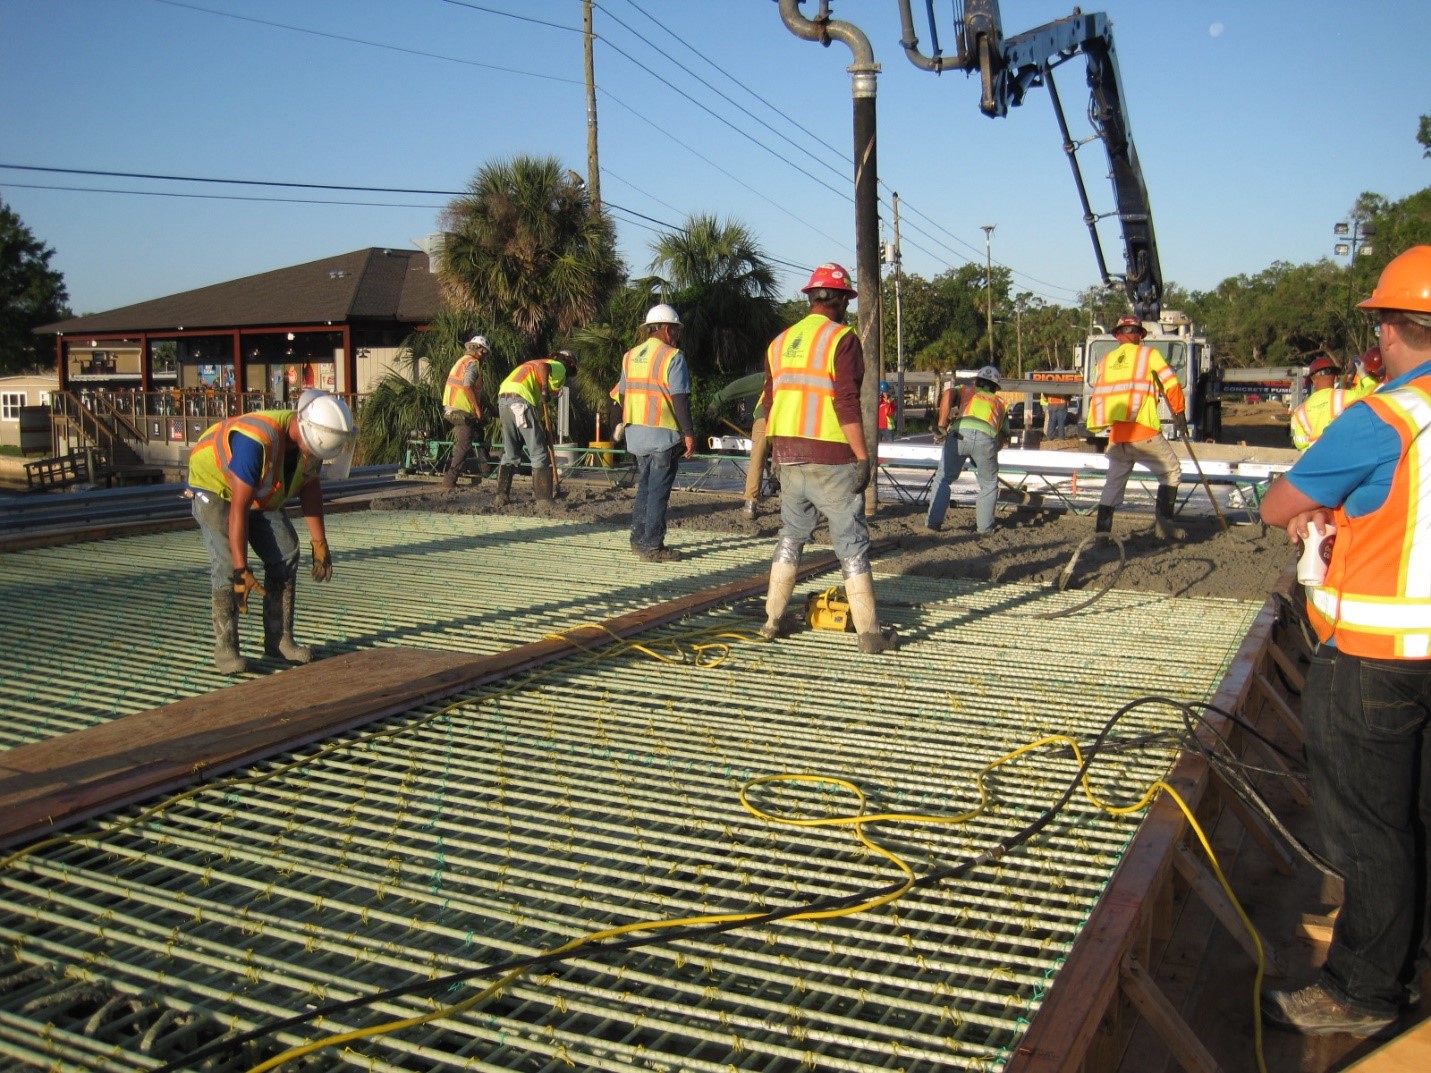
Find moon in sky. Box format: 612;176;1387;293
1209;22;1225;37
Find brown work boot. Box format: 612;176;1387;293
641;547;682;563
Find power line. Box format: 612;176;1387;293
0;180;441;210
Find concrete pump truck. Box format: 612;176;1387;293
894;1;1223;440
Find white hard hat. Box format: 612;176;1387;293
466;335;489;351
643;303;681;327
297;394;357;461
976;365;1001;384
296;388;325;414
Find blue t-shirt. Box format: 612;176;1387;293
1284;359;1431;517
225;433;266;488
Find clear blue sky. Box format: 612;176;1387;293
2;0;1427;317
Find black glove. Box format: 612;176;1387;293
232;567;266;613
311;538;333;583
1173;415;1190;440
852;458;871;495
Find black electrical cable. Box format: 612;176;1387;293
154;695;1176;1072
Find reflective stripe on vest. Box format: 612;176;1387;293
957;388;1006;436
620;339;679;429
1306;379;1431;658
1089;344;1159;430
1290;387;1354;450
765;314;851;443
443;354;481;413
187;410;307;510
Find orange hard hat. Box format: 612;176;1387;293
1357;245;1431;313
1307;357;1339;378
1113;315;1146;336
802;262;857;296
1359;346;1384;377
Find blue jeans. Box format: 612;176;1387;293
776;461;871;564
926;429;999;532
1045;404;1069;439
1305;646;1431;1016
630;444;683;551
191;491;300;590
498;396;550;469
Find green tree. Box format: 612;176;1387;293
0;200;70;374
1418;112;1430;158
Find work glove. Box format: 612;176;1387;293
852;458;871;495
1172;415;1190;440
232;567;266;613
933;425;949;444
311;538;333;583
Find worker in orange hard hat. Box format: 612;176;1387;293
1288;356;1368;451
1086;314;1188;539
1260;245;1431;1037
757;262;896;655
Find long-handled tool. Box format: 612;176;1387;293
1153;376;1229;533
539;395;560;493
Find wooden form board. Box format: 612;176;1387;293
0;549;856;849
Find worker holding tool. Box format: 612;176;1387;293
613;304;695;562
440;335;490;488
1351;345;1385;392
757;262;896;655
494;352;573;506
1259;245;1431;1037
1086;314;1187;540
925;365;1007;534
1289;356;1371;451
705;371;770;519
187;391;356;676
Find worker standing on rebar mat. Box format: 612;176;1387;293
187;391;356;676
440;334;490;488
1086;314;1187;540
757;263;895;655
1260;245;1431;1038
494;352;573;506
613;303;695;562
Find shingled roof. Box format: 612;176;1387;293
38;248;443;335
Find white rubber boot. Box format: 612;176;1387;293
845;571;898;654
759;561;798;641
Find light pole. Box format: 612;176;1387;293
1334;219;1375;358
981;224;996;364
884;193;906;435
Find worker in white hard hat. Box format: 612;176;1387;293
926;365;1008;534
440;335;491;488
611;303;696;561
187;391;357;675
494;351;575;505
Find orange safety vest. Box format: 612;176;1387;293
187;410;310;510
1307;377;1431;658
619;339;680;430
1088;344;1185;442
443;353;482;414
957;387;1007;436
765;313;852;443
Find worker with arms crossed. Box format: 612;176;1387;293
1259;245;1431;1038
494;352;574;506
757;262;896;655
613;303;696;562
1086;314;1187;540
925;364;1007;534
440;334;490;487
187;391;356;675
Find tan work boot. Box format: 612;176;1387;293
845;571;898;654
759;561;798;641
263;574;314;664
210;589;247;675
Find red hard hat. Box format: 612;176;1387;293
1359;346;1384;377
1113;315;1146;336
1307;357;1339;378
802;262;857;296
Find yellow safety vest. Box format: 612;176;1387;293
1307;378;1431;658
1088;344;1184;438
765;314;852;443
500;360;562;406
443;354;482;414
957;388;1007;436
188;410;310;510
1290;386;1357;450
620;339;680;430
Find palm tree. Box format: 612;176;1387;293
439;156;621;358
649;214;782;376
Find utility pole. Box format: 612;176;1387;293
887;193;905;435
981;224;996;364
583;0;601;211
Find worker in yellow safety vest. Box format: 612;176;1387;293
926;367;1008;533
1259;245;1431;1037
1087;314;1188;540
1290;356;1369;450
612;303;696;562
757;262;896;655
494;352;574;505
440;334;490;487
187;392;356;675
